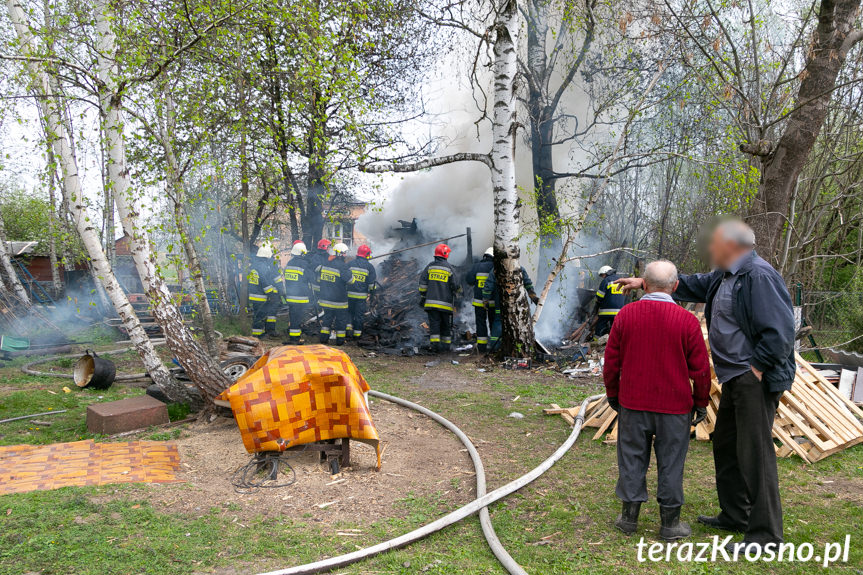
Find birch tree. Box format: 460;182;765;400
0;214;30;305
365;0;535;356
5;0;190;401
92;0;232;402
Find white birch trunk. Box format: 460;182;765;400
94;0;231;402
5;0;179;393
490;0;534;356
0;215;31;305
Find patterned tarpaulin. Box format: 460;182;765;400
218;345;381;467
0;440;181;495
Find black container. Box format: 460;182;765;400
73;350;116;390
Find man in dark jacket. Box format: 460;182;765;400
481;261;539;352
465;248;495;352
347;244;377;340
616;219;795;551
419;244;459;352
315;242;354;346
282;241;314;344
595;265;626;337
248;242;281;337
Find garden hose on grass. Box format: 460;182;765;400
258;392;605;575
20;340;167;381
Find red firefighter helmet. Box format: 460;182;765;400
317;239;332;250
434;243;451;259
356;244;372;258
292;239;304;245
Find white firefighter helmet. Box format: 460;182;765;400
333;242;349;255
484;247;494;257
256;242;275;259
291;242;307;256
598;265;615;276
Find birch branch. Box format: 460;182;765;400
360;152;493;172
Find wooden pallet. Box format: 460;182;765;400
546;332;863;463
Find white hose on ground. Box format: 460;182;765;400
368;390;526;575
258;392;605;575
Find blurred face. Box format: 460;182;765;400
708;229;746;270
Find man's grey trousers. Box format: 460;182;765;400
616;406;691;507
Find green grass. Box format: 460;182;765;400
1;343;862;574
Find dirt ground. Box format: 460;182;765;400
122;396;477;525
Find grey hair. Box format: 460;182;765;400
643;260;679;292
717;219;756;248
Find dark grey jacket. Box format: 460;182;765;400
674;251;796;392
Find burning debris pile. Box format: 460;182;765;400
360;257;425;348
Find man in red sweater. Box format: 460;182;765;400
603;260;711;540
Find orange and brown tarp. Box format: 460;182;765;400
0;440;181;495
217;345;381;467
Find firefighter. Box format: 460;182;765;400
482;261;539;351
595;265;625;337
248;242;281;337
466;247;495;352
316;242;353;345
419;244;459;352
308;239;332;295
282;241;314;344
347;244;377;340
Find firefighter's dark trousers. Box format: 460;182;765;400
616;406;691;508
286;302;308;344
473;305;493;352
488;308;502;352
426;309;452;352
320;305;349;345
251;296;278;336
347;299;368;338
713;370;785;544
595;314;616;337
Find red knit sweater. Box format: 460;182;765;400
603;299;711;414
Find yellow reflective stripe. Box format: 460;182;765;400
249;295;267;302
288;329;302;336
319;301;349;309
598;309;620;316
429;336;441;342
424;302;453;311
348;292;368;299
476;337;489;344
285;297;310;303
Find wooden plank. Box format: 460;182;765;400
854;368;863;403
798;354;863;419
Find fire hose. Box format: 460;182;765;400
258;392;605;575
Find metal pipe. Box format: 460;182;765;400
368;234;466;260
258;392;604;575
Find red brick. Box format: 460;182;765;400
86;395;170;435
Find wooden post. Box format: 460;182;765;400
465;227;473;265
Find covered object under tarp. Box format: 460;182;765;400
218;345;381;467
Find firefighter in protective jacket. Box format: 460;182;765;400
481;261;539;351
281;241;314;344
419;244;459;351
316;242;354;345
466;247;495;352
308;239;332;296
347;244;377;340
595;265;625;337
248;242;282;337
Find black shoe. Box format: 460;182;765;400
697;515;746;533
614;501;641;534
659;506;691;541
